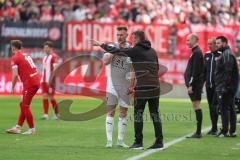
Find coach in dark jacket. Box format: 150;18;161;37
90;30;163;149
184;34;204;138
204;38;221;135
215;36;239;137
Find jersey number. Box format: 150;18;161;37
25;56;36;68
116;59;124;68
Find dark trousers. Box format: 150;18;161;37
134;97;163;144
216;91;237;134
206;87;218;131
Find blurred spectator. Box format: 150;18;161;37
28;12;39;23
0;0;239;25
136;8;151;24
53;9;64;22
40;3;53;22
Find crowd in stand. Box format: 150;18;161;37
0;0;239;25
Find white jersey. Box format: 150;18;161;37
41;53;58;83
105;43;132;94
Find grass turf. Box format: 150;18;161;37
0;96;239;160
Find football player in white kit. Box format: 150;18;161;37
103;26;135;148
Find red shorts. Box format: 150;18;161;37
41;82;55;96
21;85;39;106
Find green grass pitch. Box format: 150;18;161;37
0;96;239;160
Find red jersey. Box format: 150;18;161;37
41;53;58;83
11;51;40;88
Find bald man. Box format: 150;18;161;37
204;38;221;135
184;34;204;138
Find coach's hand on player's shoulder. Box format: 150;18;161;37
187;86;193;94
89;39;101;46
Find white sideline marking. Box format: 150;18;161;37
126;127;211;160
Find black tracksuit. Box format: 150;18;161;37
101;40;163;144
204;50;221;132
214;46;239;134
184;45;204;135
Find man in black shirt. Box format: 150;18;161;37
204;38;221;135
184;34;204;138
215;36;238;137
90;30;163;149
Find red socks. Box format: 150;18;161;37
25;106;34;128
17;102;25;127
43;98;49;114
18;103;34;128
50;99;58;114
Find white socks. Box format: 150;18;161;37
106;116;128;142
106;116;114;142
118;117;127;141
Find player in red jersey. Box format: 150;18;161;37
6;40;40;135
40;41;59;120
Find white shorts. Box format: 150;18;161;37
106;85;131;108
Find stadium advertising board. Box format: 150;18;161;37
176;24;239;57
66;21;169;56
66;22;239;57
0;57;186;95
0;22;63;49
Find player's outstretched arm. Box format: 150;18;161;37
89;39;135;57
89;39;102;46
11;66;18;94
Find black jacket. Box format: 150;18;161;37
101;40;160;97
204;50;221;88
184;46;204;88
214;46;239;94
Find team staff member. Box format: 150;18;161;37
215;36;238;137
204;38;221;135
235;57;240;115
90;30;163;150
184;34;204;138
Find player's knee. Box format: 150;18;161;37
192;101;201;110
119;107;128;118
107;112;115;117
119;112;127;118
107;107;116;117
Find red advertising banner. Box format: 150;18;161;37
0;57;187;95
66;21;169;56
176;24;239;57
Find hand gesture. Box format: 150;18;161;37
89;39;101;46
